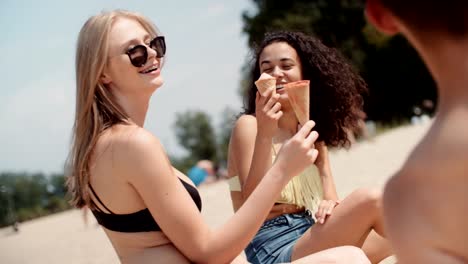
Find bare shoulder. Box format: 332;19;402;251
104;124;166;176
109;124;162;153
230;115;257;143
383;117;468;260
233;114;257;131
227;115;258;174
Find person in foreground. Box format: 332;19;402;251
365;0;468;263
227;31;392;264
65;10;370;264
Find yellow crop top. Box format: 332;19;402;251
228;145;323;213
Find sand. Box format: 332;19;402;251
0;121;432;263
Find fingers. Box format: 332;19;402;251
263;93;280;111
304;130;319;147
315;200;338;224
326;205;333;216
315;211;321;222
272;110;283;120
315;201;325;223
269;101;281;113
295;120;316;139
318;204;326;224
307;148;319;162
256;89;271;106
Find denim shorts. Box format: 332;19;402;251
245;211;315;264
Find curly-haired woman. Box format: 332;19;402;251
227;31;392;264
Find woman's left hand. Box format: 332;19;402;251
315;199;340;224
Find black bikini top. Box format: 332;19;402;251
89;178;202;232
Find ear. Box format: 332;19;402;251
100;71;112;85
365;0;400;35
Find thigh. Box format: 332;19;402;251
246;214;313;264
292;188;382;260
230;254;250;264
291;246;370;264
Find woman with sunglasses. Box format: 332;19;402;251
66;10;370;264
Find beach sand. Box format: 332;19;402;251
0;121;431;263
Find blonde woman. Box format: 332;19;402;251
66;10;369;264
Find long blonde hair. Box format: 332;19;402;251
66;10;160;208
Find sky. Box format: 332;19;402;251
0;0;256;174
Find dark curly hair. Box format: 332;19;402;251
243;31;367;148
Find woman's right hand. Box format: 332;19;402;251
272;120;319;180
255;88;282;138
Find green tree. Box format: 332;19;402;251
0;172;72;227
216;107;238;166
242;0;437;123
243;0;369;69
48;173;67;197
13;173;48;210
174;110;218;166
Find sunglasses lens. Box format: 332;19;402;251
128;46;147;67
151;36;166;58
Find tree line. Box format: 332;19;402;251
0;172;71;227
241;0;437;122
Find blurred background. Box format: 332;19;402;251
0;0;435;229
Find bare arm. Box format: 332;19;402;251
314;142;339;224
121;124;318;264
316;142;338;201
238;91;283;199
232;115;274;200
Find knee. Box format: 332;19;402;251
351;188;382;213
334;246;371;264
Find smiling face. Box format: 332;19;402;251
102;17;164;97
258;41;303;104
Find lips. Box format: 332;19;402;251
140;65;159;74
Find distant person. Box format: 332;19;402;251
187;160;215;186
410;106;423;125
12;221;19;233
366;0;468;262
82;206;89;227
66;10;369;264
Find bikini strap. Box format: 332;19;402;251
88;184;116;214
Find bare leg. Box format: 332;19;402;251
230;247;370;264
230;254;249;264
291;188;390;262
291;246;370;264
362;231;392;263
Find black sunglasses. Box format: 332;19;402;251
126;36;166;67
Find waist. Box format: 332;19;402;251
266;203;306;221
104;227;172;254
119;243;191;264
261;210;314;230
